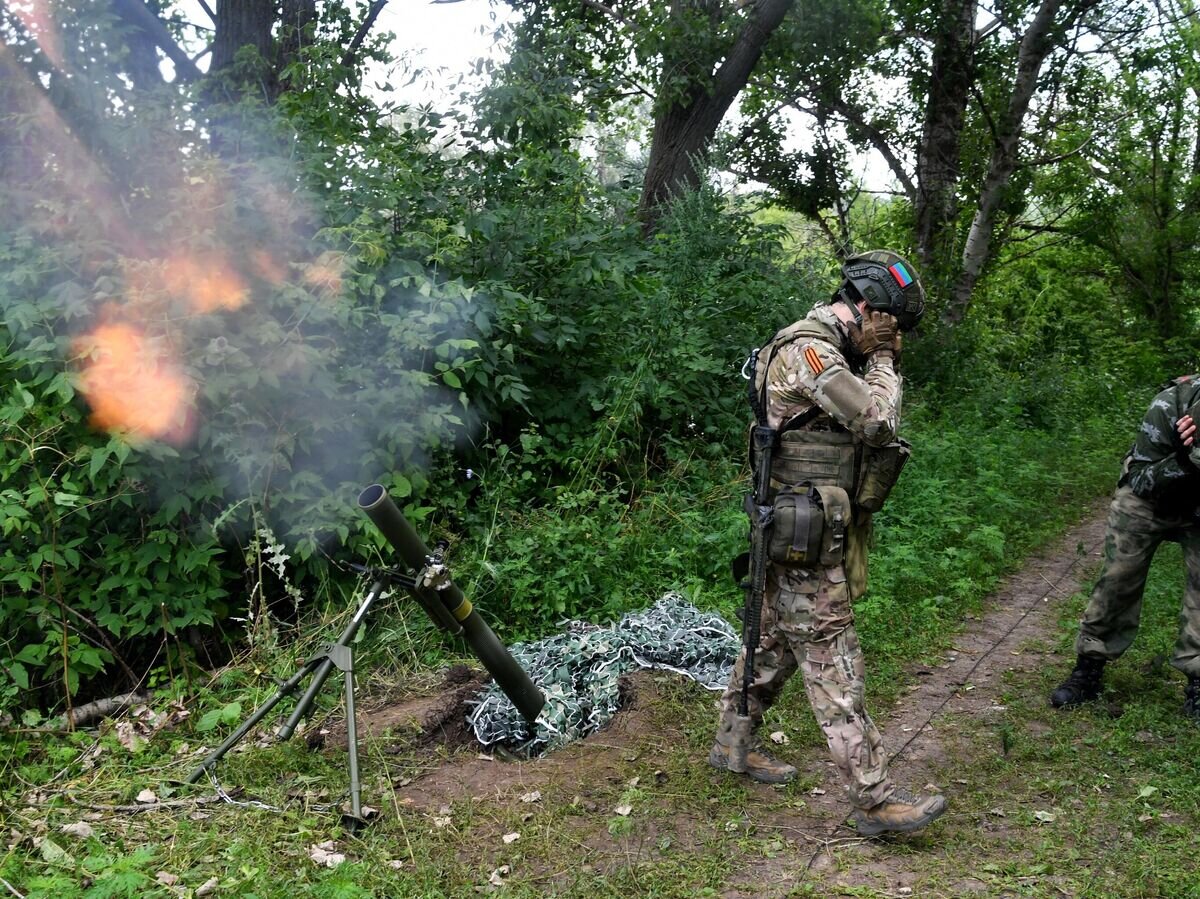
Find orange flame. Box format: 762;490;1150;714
162;253;249;313
250;249;288;286
75;323;196;444
302;251;345;296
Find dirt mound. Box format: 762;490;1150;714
390;673;650;810
321;663;487;752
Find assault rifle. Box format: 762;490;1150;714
725;424;777;771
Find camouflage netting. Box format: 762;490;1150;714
466;592;739;755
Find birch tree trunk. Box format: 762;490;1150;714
948;0;1098;321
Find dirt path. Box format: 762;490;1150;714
361;505;1110;896
882;506;1108;777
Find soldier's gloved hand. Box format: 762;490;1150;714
849;311;900;359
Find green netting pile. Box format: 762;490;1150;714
466;592;739;755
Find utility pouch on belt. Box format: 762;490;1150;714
814;486;851;566
767;484;823;566
855;439;912;513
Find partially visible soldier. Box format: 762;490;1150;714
1050;375;1200;718
708;251;947;836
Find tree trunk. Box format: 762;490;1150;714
210;0;276;74
915;0;976;286
638;0;795;230
948;0;1088;321
277;0;317;79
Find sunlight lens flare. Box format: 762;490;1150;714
74;323;196;444
11;0;65;69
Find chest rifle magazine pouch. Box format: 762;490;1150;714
814;486;851;566
771;430;858;494
855;439;912;513
767;484;824;566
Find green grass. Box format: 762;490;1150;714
5;533;1199;898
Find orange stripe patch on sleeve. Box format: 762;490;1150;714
803;346;825;376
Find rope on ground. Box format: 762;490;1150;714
885;528;1103;766
466;593;739;755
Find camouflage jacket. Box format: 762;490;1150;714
756;304;901;447
1119;376;1200;516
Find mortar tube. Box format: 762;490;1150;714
357;484;546;724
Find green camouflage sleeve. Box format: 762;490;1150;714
1123;386;1197;500
769;339;902;446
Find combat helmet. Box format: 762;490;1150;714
838;250;925;332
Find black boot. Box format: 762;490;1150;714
1186;675;1200;722
1050;655;1106;708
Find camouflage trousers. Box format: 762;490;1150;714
1076;486;1200;675
717;560;893;808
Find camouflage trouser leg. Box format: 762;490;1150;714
1076;486;1200;675
718;562;893;808
1174;528;1200;674
718;565;798;722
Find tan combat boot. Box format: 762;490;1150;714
707;716;797;785
853;788;947;836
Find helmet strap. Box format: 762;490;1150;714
835;286;863;326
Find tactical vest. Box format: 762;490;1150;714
750;312;909;514
751;315;859;497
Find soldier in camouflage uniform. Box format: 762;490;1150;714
1050;376;1200;719
708;251;948;836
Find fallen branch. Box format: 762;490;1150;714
65;794;225;814
45;692;149;731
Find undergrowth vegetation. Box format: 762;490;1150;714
3;539;1197;898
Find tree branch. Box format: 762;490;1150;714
821;94;916;201
579;0;631;25
711;0;795;101
969;81;1002;148
340;0;389;70
975;17;1004;42
1016;115;1131;168
989;232;1075;268
1011;221;1076;237
109;0;203;82
813;210;846;257
736;76;916;202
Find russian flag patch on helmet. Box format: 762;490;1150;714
889;262;913;287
